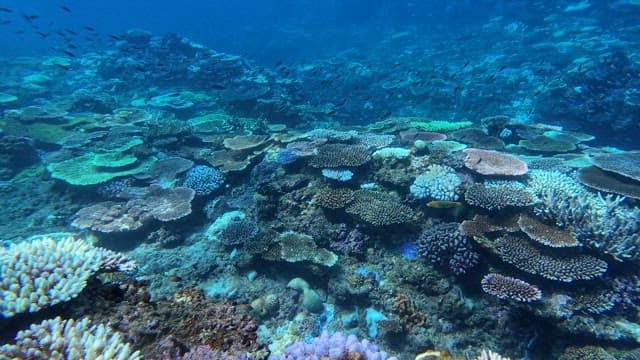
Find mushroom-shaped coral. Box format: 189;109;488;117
517;214;579;248
490;235;607;282
591;152;640;181
462;148;528;176
481;273;542;302
577;166;640;200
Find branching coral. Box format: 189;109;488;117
0;235;134;318
528;169;640;261
0;317;140;360
417;222;479;275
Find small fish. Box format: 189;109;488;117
380;110;392;119
462;60;470;68
0;20;10;25
15;29;25;34
498;65;506;72
0;7;12;13
61;49;76;57
210;84;225;90
578;63;583;72
36;31;48;38
54;63;70;71
334;98;347;107
487;74;496;81
67;43;77;49
60;5;71;13
108;33;122;40
65;29;77;35
534;90;541;96
454;85;463;93
83;26;95;31
274;60;283;67
326;109;337;116
427;200;463;209
534;68;544;75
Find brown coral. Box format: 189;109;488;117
462;148;528;176
308;144;371;168
314;187;355;209
345;190;414;226
517;214;579;248
492;235;607;282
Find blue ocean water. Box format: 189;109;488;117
1;1;640;359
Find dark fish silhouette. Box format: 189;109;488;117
0;20;10;25
61;49;76;57
211;84;226;90
60;6;71;13
54;63;70;71
83;26;95;31
0;7;12;13
108;34;122;40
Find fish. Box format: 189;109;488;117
108;33;122;40
578;63;583;72
462;60;470;68
65;29;77;35
83;26;95;31
427;200;463;209
210;84;226;90
498;65;506;71
380;110;392;119
326;109;337;116
61;49;76;57
36;31;48;38
0;7;12;13
0;20;10;25
60;6;71;13
487;74;496;81
54;63;70;71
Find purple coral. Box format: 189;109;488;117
416;222;479;275
269;331;397;360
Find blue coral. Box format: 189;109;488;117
410;164;461;201
182;165;224;196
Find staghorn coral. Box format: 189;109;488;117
464;182;534;211
0;235;133;317
0;317;140;360
481;273;542;302
492;235;607;282
410;164;462;201
417;222;479;275
308;143;371;168
528;169;640;261
345;189;414;226
475;349;513;360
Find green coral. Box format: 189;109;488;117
409;120;473;132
